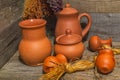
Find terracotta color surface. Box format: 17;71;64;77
95;49;115;74
19;19;52;66
89;36;112;52
55;3;92;38
54;29;85;61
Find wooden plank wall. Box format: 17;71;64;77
0;0;23;68
63;0;120;12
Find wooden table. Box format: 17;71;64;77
0;42;120;80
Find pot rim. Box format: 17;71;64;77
19;19;46;28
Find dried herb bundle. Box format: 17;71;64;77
40;0;53;17
22;0;43;19
22;0;53;20
47;0;63;13
39;60;94;80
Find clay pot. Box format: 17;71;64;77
55;3;92;38
95;49;115;74
89;36;112;52
54;29;85;61
19;19;52;66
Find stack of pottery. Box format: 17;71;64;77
54;4;92;61
19;19;52;66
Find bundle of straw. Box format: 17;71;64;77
39;64;66;80
66;60;95;73
102;45;120;55
39;60;94;80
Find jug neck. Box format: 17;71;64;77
22;27;46;41
100;38;112;46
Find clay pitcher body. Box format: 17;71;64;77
55;4;92;38
19;19;52;66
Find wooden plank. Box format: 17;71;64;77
0;19;22;68
77;13;120;42
0;42;120;80
63;0;120;12
0;0;23;68
0;0;23;31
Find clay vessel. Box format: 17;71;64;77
95;49;115;74
89;36;112;52
19;19;52;66
54;29;85;61
55;3;92;38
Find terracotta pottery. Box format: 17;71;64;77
55;3;92;38
19;19;52;66
95;49;115;74
54;29;85;61
98;49;114;56
89;36;112;52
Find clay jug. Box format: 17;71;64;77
89;36;112;52
54;29;85;61
19;19;52;66
95;49;115;74
55;3;92;38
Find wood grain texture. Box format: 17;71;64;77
0;0;23;68
0;42;120;80
0;0;24;31
63;0;120;12
76;13;120;42
0;19;22;68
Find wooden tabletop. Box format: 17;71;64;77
0;42;120;80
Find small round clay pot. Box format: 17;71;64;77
19;19;52;66
54;29;85;61
89;36;112;52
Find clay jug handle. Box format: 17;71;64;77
78;13;92;37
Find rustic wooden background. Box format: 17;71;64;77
0;1;120;80
0;0;24;68
63;0;120;12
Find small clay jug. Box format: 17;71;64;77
89;36;112;52
55;3;92;38
95;49;115;74
54;29;85;61
19;19;52;66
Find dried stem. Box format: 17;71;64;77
66;60;94;73
39;60;94;80
102;45;120;55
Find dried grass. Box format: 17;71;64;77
102;45;120;55
39;60;94;80
22;0;53;20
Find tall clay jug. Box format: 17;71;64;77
19;19;52;66
55;3;92;38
